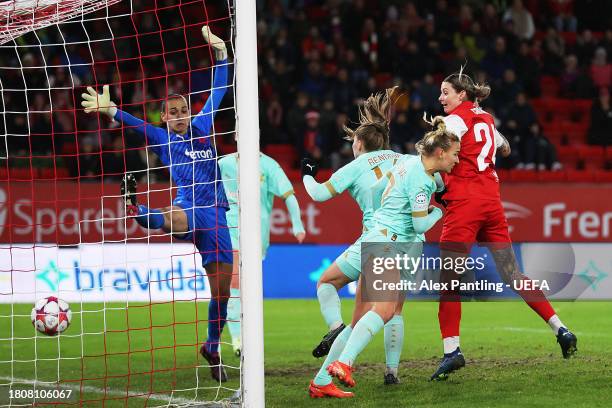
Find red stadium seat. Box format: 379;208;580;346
495;169;510;182
8;167;33;180
538;170;566;182
569;99;592;123
264;144;297;165
509;169;538;182
565;170;595;182
556;145;579;169
56;167;70;179
605;146;612;161
559;121;589;145
0;167;7;180
540;76;561;98
576;145;605;170
594;170;612;183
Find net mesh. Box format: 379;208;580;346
0;0;239;406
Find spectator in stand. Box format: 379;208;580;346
503;92;538;136
515;41;542;97
480;4;501;37
482;36;515;82
300;61;326;104
542;28;566;76
399;2;425;36
360;18;379;68
329;112;352;170
588;87;612;146
265;92;284;143
523;123;563;170
453;21;487;63
560;54;594;98
300;110;325;164
548;0;577;32
503;0;535;40
331;68;358;112
575;30;599;68
491;69;523;118
286;92;311;147
602;29;612;61
457;4;473;34
415;73;443;115
589;47;612;90
78;134;101;180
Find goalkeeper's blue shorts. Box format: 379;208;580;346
173;200;233;267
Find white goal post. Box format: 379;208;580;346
235;0;265;407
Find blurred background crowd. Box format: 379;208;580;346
0;0;611;182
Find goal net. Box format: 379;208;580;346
0;0;262;406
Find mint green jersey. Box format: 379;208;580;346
218;153;303;253
371;155;437;241
328;150;402;231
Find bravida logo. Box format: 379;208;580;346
0;188;7;236
502;201;532;233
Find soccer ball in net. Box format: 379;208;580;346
30;296;72;335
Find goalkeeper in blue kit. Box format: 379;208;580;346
81;26;232;383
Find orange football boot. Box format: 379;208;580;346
308;381;354;398
326;361;356;387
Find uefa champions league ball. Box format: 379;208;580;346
31;296;72;335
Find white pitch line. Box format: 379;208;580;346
0;376;198;406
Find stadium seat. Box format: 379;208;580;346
569;99;592;123
556;145;579;169
559;121;589;145
0;167;7;180
540;76;561;98
537;170;566;182
264;144;297;166
576;145;605;170
8;167;33;180
58;167;70;178
495;169;510;182
565;170;595;182
594;170;612;183
509;169;538;182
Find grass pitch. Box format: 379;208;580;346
0;300;610;407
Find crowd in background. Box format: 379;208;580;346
0;0;611;180
255;0;612;171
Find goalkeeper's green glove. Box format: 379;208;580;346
201;25;227;60
81;85;117;119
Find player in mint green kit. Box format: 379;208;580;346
219;152;305;356
324;116;461;395
306;88;409;399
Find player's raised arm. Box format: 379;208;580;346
191;25;229;134
81;84;167;147
301;158;333;202
266;157;306;242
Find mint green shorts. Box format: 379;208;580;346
335;237;363;282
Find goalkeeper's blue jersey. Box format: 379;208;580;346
114;60;229;208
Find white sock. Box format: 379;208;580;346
547;314;566;334
443;336;460;354
330;321;343;330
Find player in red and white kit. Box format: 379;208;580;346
430;70;577;381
